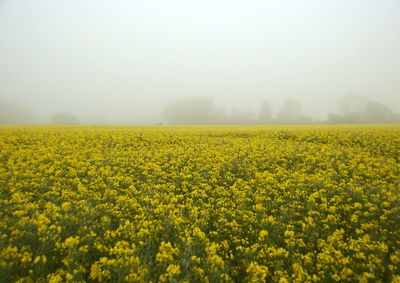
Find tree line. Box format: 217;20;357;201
162;95;400;125
1;95;399;125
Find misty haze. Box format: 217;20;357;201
1;0;399;125
2;2;400;282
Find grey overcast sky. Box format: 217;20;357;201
0;0;399;123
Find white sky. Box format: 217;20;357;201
1;0;399;123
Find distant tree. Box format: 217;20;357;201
296;115;314;124
338;94;369;115
276;98;303;123
327;113;345;124
162;97;217;124
258;99;272;123
363;101;395;123
50;112;80;125
230;109;256;124
343;112;363;124
211;106;230;124
329;95;400;124
162;97;262;125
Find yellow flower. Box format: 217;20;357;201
63;236;80;249
156;242;179;263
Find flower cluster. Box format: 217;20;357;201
0;125;399;282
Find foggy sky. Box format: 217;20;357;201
1;0;399;124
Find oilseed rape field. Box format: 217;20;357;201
1;126;399;282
